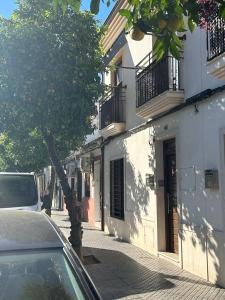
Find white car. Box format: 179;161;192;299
0;210;101;299
0;172;40;211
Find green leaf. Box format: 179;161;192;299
61;0;68;14
119;9;131;19
219;5;225;19
90;0;100;14
106;0;111;7
153;38;166;61
53;0;59;11
188;17;195;33
169;42;180;60
68;0;81;12
156;48;166;61
153;38;164;53
173;33;182;49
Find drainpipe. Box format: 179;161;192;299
100;137;111;231
100;142;105;231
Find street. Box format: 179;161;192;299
52;211;225;300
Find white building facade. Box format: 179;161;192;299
92;0;225;288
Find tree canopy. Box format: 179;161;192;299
119;0;225;59
55;0;225;59
0;0;104;256
0;1;103;148
0;131;49;172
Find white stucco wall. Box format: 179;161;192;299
103;26;225;130
183;28;225;99
104;92;225;286
104;127;157;253
123;34;153;130
103;33;152;130
100;9;225;286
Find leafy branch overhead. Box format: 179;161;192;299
57;0;225;59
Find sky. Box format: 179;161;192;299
0;0;114;22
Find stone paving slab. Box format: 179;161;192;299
52;211;225;300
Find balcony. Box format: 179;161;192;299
99;84;126;138
207;17;225;80
136;53;184;119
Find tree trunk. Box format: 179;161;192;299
47;166;56;217
43;132;82;259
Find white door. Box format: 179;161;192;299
94;161;101;222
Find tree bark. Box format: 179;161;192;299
43;132;82;259
47;165;56;217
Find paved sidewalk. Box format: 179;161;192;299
52;211;225;300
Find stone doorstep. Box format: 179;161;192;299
158;251;180;267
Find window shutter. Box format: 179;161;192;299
110;158;124;219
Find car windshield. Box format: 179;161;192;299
0;250;87;300
0;175;37;208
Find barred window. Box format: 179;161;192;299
110;158;124;220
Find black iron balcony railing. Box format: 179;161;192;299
100;84;126;130
136;52;183;108
207;17;225;61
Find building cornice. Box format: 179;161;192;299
102;0;129;53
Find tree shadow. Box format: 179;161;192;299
83;246;217;300
105;140;152;246
104;93;225;288
103;42;157;250
176;97;225;287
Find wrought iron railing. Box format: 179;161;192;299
136;52;183;108
100;84;126;130
207;17;225;61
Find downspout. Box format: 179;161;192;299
100;143;105;231
100;137;112;232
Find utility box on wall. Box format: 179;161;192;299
205;169;219;189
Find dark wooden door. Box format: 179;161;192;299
164;139;179;254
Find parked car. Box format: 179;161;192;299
0;210;101;300
0;172;40;211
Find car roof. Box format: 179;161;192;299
0;210;63;251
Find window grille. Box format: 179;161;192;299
110;158;124;220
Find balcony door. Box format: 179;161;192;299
164;139;179;254
111;59;123;87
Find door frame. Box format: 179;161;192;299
154;128;182;265
163;138;178;254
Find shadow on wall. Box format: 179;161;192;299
82;196;90;222
105;94;225;286
179;173;225;286
102;39;225;287
175;97;225;286
105;130;156;246
103;41;153;242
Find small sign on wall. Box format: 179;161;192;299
205;169;219;189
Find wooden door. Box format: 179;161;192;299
164;139;179;254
